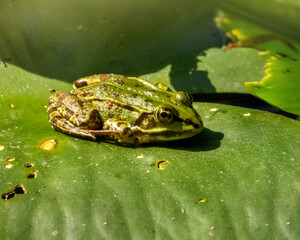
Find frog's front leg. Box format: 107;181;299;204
95;119;142;146
47;91;101;140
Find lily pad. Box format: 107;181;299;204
1;77;299;238
0;1;299;239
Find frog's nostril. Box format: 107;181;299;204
184;118;202;128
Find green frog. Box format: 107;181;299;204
47;74;203;146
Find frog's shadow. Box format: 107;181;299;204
135;128;223;152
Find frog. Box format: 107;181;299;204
47;74;203;146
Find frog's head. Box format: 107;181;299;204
133;91;203;143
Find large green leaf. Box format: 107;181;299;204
1;0;299;239
215;0;300;114
1;66;300;239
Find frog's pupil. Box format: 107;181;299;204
160;112;168;118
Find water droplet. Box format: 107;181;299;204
0;145;4;151
156;159;170;170
40;139;56;151
4;163;14;169
24;162;34;168
134;153;144;159
241;112;251;117
6;157;15;162
208;107;219;112
197;197;207;203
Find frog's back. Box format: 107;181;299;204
74;74;176;112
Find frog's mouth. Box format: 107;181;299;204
132;120;203;142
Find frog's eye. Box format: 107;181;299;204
174;91;192;106
155;107;173;124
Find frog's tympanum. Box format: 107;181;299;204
47;74;203;146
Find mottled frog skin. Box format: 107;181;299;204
47;74;203;146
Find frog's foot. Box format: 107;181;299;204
97;119;142;146
47;92;101;140
50;115;97;140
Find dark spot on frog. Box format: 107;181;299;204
82;91;89;97
130;94;137;99
144;99;153;103
2;184;26;200
100;84;108;88
99;74;112;81
108;112;114;118
107;102;113;109
117;122;122;127
74;79;88;88
283;68;290;73
115;79;125;85
111;92;120;98
122;127;130;135
134;84;143;87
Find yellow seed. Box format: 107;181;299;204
197;197;207;203
10;104;15;108
4;163;14;169
103;222;108;225
156;159;170;170
40;139;56;151
241;112;251;117
134;154;144;159
208;107;219;112
6;157;15;162
210;226;215;230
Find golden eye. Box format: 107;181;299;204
174;91;192;106
155;107;173;124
